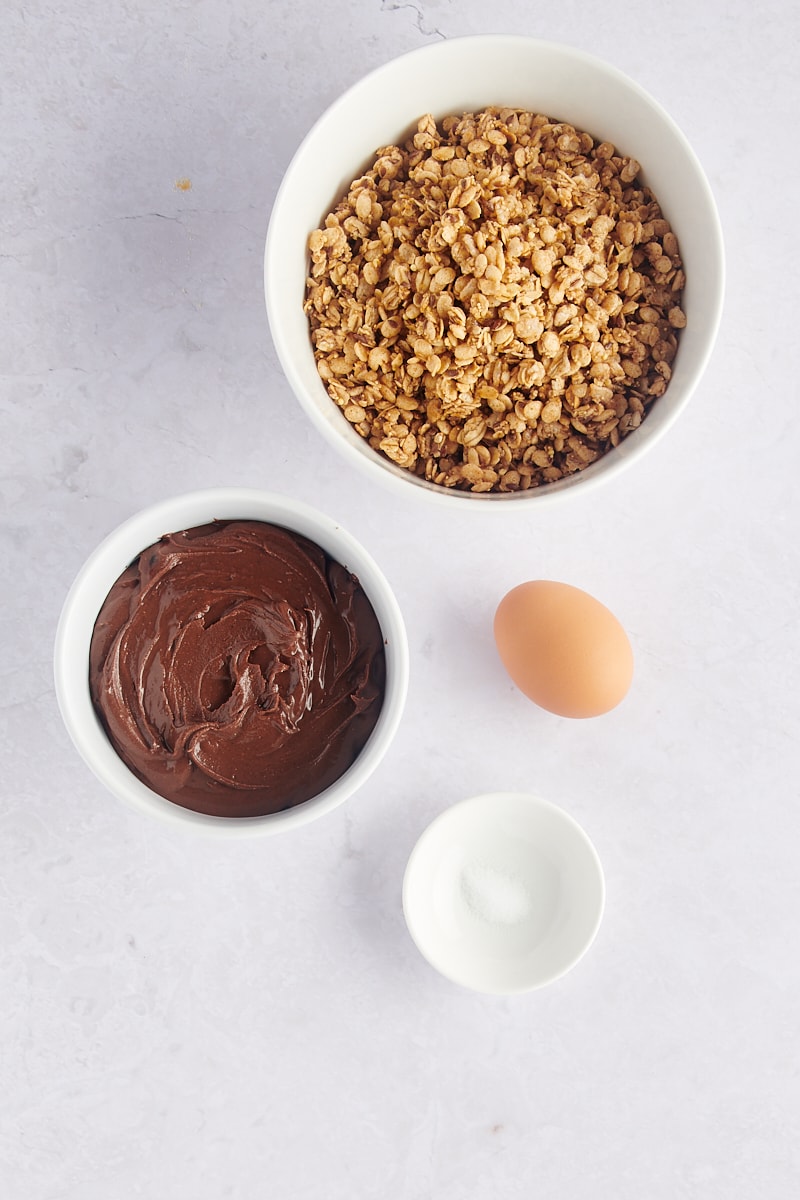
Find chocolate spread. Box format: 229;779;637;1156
89;520;386;817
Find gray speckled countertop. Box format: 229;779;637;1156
3;2;799;1196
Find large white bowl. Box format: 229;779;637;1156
265;35;724;508
54;489;409;836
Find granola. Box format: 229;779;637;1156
304;109;685;493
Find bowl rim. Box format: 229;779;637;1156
53;487;409;837
402;790;606;993
265;33;725;510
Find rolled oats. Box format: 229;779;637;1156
304;109;686;493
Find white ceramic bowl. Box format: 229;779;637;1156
402;792;605;993
265;35;724;508
54;489;409;836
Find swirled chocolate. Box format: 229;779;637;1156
89;520;386;817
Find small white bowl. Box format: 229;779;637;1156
265;35;724;508
54;489;409;836
402;792;605;993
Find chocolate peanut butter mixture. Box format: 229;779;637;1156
89;520;386;817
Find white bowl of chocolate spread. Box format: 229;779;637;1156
54;489;408;834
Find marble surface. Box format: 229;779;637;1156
2;1;799;1196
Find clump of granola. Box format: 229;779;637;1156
304;109;685;494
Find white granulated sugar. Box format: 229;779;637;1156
459;861;532;926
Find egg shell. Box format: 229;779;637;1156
493;581;634;718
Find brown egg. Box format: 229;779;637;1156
493;581;634;718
